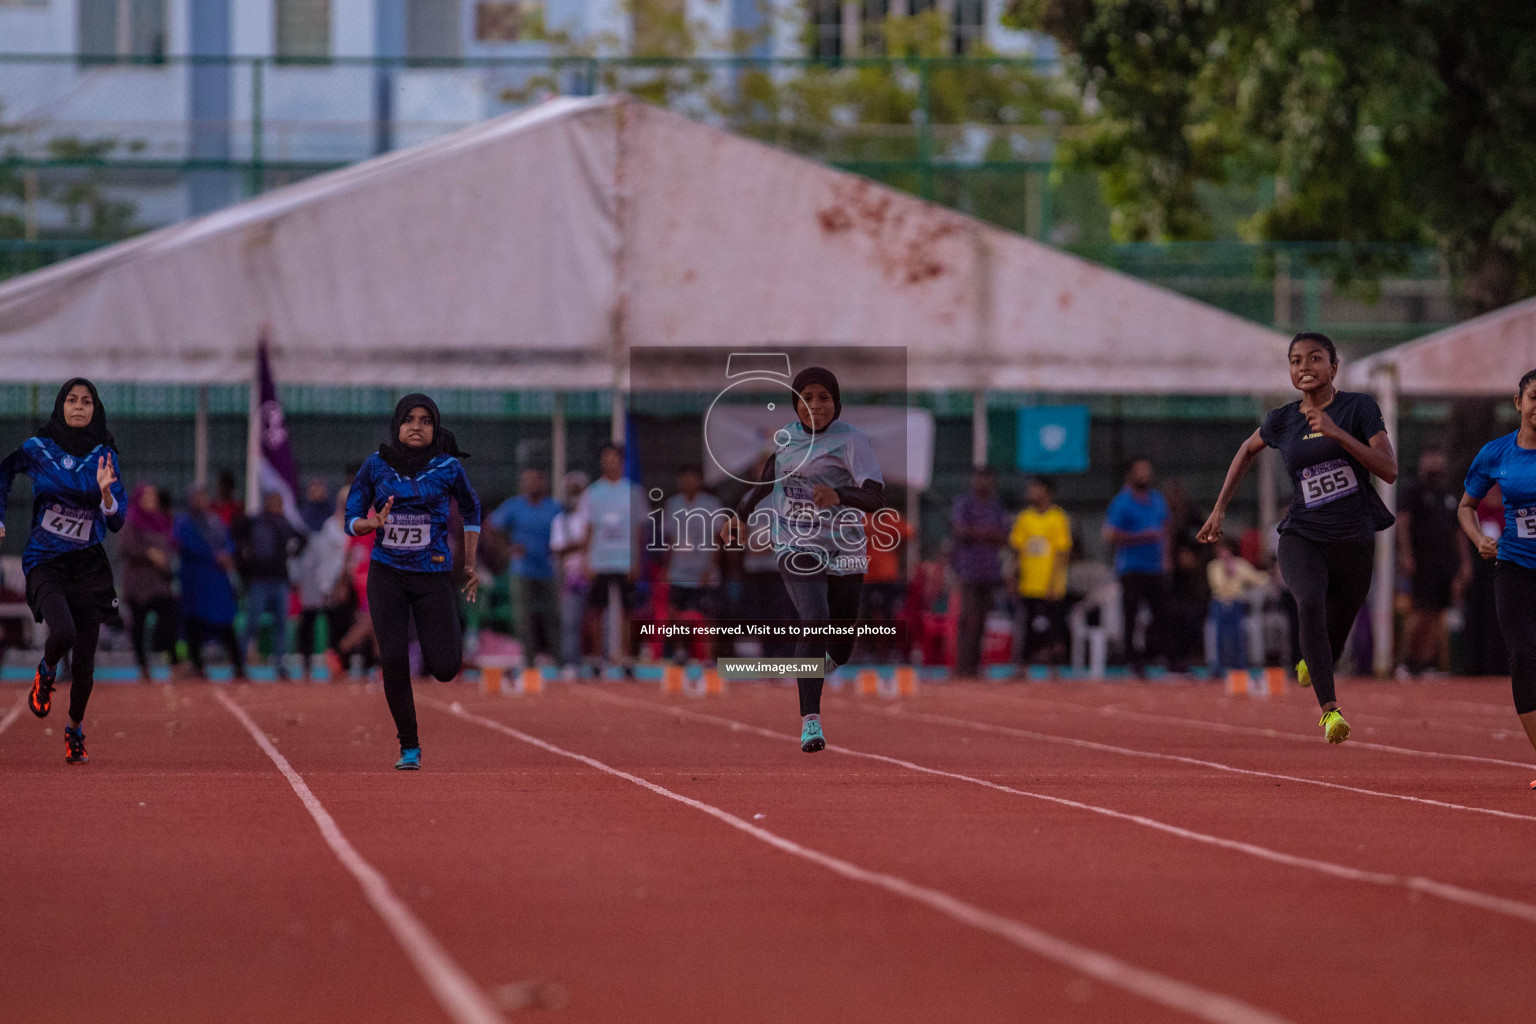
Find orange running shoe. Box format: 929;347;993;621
64;724;88;764
28;659;55;718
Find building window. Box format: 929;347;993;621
860;0;887;55
79;0;167;62
276;0;330;59
952;0;985;55
810;0;842;59
407;0;462;62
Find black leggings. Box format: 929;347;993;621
186;618;246;677
779;560;864;717
129;596;181;671
1493;561;1536;715
1276;533;1374;708
367;563;463;750
36;584;101;724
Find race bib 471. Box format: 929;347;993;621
1299;459;1360;509
40;504;93;542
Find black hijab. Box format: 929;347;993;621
377;393;469;476
35;377;116;459
792;366;842;434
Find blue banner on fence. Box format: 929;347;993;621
1016;405;1089;473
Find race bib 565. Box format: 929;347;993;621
1300;459;1360;509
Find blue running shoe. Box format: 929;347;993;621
394;747;421;771
800;718;825;753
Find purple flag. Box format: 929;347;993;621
255;338;303;527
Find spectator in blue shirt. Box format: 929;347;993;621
1104;457;1170;676
489;468;563;662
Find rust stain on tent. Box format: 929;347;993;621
816;180;960;286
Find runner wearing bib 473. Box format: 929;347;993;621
347;394;483;771
1198;333;1398;744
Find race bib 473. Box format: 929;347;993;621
380;513;432;550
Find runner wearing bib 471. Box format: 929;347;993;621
0;378;129;765
1198;333;1398;744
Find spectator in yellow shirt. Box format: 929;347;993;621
1009;477;1072;666
1206;539;1270;677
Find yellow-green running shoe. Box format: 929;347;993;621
1320;708;1350;744
1296;660;1312;688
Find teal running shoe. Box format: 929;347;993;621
394;747;422;770
800;718;825;753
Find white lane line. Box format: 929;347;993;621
582;691;1536;927
849;703;1536;824
965;690;1536;770
214;690;506;1024
0;690;27;736
425;697;1294;1024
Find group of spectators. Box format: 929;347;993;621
943;448;1498;679
54;442;1496;682
115;472;374;680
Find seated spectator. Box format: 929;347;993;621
1206;539;1270;678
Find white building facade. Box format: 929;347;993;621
0;0;1049;224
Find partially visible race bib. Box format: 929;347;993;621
1299;459;1360;509
1515;506;1536;540
380;513;431;550
40;503;92;543
782;478;818;524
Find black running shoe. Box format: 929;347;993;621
64;725;88;764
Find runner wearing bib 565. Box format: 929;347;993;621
0;378;129;764
1198;332;1398;744
347;394;483;771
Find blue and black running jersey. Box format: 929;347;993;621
345;453;482;573
1465;431;1536;571
0;438;128;574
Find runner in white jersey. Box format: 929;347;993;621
731;367;886;752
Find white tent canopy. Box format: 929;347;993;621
0;94;1288;391
1348;297;1536;396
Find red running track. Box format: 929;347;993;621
1;676;1533;1023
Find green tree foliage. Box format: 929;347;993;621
0;105;139;242
1015;0;1536;311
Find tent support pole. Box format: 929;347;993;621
1371;366;1400;677
552;391;567;486
245;373;260;514
972;390;987;467
1255;396;1278;538
906;486;920;581
194;385;210;489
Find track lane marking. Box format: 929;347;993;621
841;702;1536;824
425;696;1293;1024
215;690;507;1024
0;690;27;736
580;690;1536;927
969;690;1536;769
